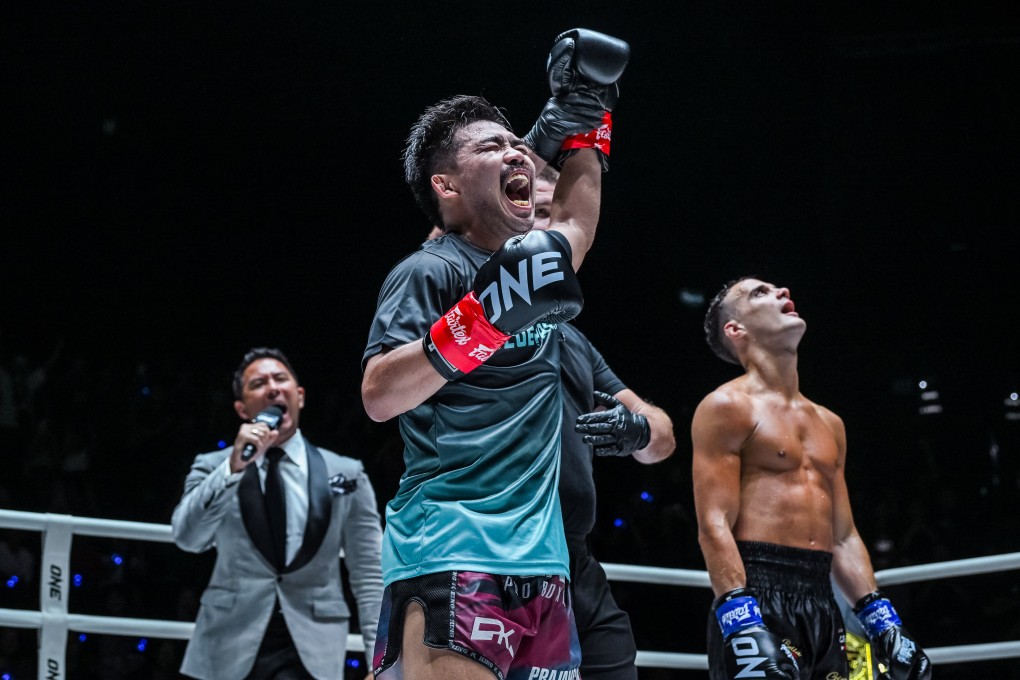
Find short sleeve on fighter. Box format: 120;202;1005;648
362;235;486;370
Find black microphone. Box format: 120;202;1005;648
241;405;284;461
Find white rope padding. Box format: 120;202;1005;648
601;563;711;587
875;552;1020;585
0;508;1017;669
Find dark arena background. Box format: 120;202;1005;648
3;2;1020;678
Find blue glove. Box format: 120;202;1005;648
714;588;800;679
854;591;932;680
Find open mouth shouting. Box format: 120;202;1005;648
781;299;798;316
503;168;533;217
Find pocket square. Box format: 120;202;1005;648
328;473;358;495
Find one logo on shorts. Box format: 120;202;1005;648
470;616;516;657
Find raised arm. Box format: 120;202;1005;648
548;148;601;271
524;28;629;270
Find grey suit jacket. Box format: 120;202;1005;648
171;437;384;680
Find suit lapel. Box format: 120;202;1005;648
238;463;278;571
284;438;332;573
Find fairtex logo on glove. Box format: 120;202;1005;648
468;343;499;362
716;596;764;638
427;292;511;376
562;111;613;156
443;305;470;346
720;601;757;628
857;598;903;638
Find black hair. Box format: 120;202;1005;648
403;94;513;228
703;277;752;365
232;347;298;399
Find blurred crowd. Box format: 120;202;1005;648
2;327;1019;678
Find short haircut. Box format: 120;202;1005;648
403;94;513;228
232;347;299;399
703;277;752;365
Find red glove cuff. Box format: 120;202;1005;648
425;292;510;378
561;111;612;156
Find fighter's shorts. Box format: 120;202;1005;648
707;541;849;680
373;571;582;680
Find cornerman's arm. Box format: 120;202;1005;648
614;388;676;464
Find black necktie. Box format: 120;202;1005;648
264;447;287;570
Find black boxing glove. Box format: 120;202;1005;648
854;591;932;680
524;94;606;168
714;588;800;680
547;28;630;96
525;28;630;171
575;391;651;457
423;230;582;380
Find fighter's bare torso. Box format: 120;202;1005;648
714;376;844;552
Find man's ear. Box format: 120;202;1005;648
234;400;250;421
723;320;744;341
431;174;457;198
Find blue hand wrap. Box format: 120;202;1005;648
856;597;903;639
715;594;764;638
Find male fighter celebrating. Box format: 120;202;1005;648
362;29;629;680
693;277;932;680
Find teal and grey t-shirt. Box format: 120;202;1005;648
363;232;570;585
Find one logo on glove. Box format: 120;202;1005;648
728;636;768;677
477;251;565;325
